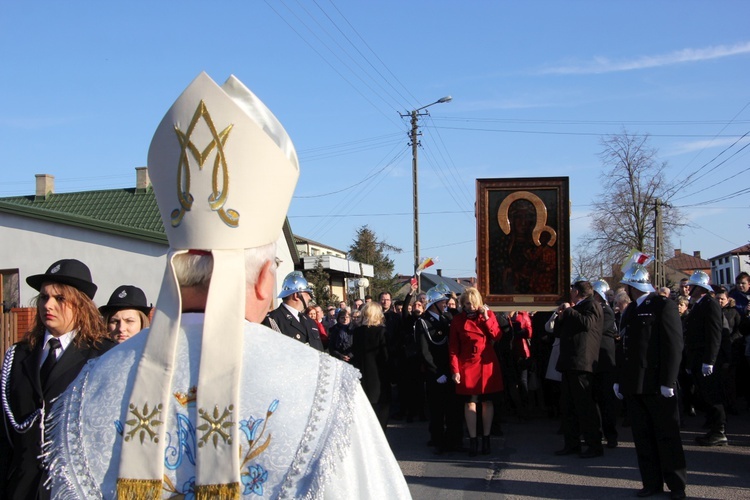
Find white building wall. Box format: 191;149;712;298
711;253;750;287
0;213;295;308
0;212;168;307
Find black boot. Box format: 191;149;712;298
696;426;728;446
481;435;491;455
469;437;478;457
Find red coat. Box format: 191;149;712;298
511;311;532;359
316;320;329;349
449;310;503;395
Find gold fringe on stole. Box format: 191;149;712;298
116;478;162;499
195;482;241;500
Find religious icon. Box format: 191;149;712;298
476;178;570;309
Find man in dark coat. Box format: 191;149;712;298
1;259;114;500
684;270;725;446
554;277;604;458
379;291;403;420
263;271;324;351
416;287;462;453
616;265;686;499
591;279;619;448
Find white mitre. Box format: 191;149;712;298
119;72;298;498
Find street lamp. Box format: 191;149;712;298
400;96;452;290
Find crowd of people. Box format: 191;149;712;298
274;267;750;499
4;254;750;500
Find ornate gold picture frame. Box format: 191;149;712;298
476;177;570;310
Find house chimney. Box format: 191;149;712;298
437;269;442;277
674;249;681;256
34;174;54;201
135;167;150;194
693;251;701;259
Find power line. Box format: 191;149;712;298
671;100;750;179
298;133;402;154
670;131;750;199
429;124;748;138
419;145;473;216
299;135;404;162
313;0;418;109
423;239;475;250
677;186;750;206
422;115;475;208
683;221;745;248
294;155;403;199
263;0;403;129
673;160;750;202
305;146;410;238
434;116;750;126
290;0;406;111
289;209;472;218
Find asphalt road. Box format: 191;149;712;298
387;408;750;499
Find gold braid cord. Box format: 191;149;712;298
195;482;240;500
116;478;162;500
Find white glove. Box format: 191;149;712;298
436;374;448;384
613;383;624;400
702;364;714;376
660;386;675;398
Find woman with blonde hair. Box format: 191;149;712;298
352;301;390;430
99;285;151;343
449;287;502;456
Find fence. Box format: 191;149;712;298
1;308;35;354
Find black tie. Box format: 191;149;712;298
40;338;61;388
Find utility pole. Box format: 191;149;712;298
653;199;665;288
410;109;421;290
400;96;452;291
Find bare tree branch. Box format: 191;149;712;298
578;130;685;272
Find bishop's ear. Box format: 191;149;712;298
254;259;276;303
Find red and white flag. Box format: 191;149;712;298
622;249;654;274
416;256;439;275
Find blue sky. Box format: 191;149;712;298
2;1;749;278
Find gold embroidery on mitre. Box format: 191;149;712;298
171;100;239;228
123;403;164;444
196;404;235;448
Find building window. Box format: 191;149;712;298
1;269;20;312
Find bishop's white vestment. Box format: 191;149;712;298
47;315;411;499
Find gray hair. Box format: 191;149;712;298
613;290;631;308
172;242;277;289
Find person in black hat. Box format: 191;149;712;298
100;285;152;343
0;259;115;500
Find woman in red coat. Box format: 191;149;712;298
449;287;503;456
